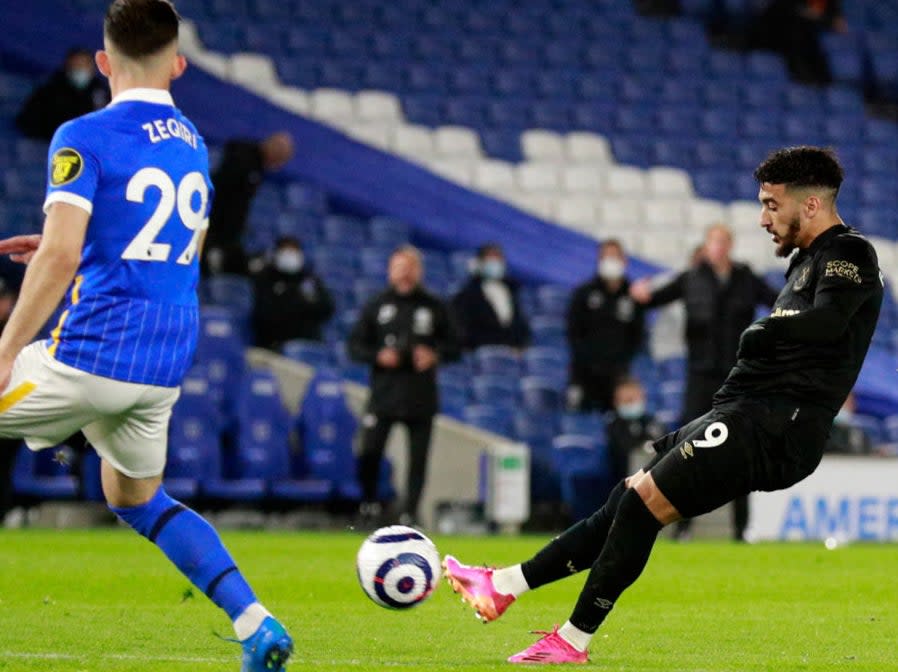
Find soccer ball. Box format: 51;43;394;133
356;525;441;609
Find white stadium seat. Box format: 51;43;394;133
521;130;565;161
598;197;642;227
344;122;392;150
728;200;761;231
642;199;688;230
685;198;727;230
309;88;355;125
433;126;482;157
646;167;693;197
561;163;605;194
514;192;556;219
229;53;279;94
267;87;310;115
515;162;561;192
428;158;475;186
474;160;516;193
555;196;597;229
604;165;647;197
355;91;403;123
390;125;435;159
564;132;612;163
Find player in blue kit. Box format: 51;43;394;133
0;2;292;670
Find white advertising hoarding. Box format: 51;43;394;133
748;456;898;542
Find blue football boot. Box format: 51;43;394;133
241;616;293;671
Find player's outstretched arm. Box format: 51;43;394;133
0;203;86;387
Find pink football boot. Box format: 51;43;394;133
507;626;589;664
442;554;516;623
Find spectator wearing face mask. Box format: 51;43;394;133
251;236;334;350
566;240;644;411
605;377;667;490
451;243;531;351
16;48;110;141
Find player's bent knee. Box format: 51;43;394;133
100;459;163;508
633;472;681;526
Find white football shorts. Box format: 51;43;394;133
0;341;180;478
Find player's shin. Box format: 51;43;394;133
519;479;628;590
109;486;269;640
562;489;663;651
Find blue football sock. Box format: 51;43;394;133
110;487;257;620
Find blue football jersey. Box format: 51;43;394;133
43;88;212;387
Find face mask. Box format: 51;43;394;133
274;249;303;274
481;259;505;280
68;69;92;90
617;401;645;420
598;257;626;281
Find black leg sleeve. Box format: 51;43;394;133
0;439;18;518
403;416;434;518
358;416;393;503
521;479;628;590
568;489;662;634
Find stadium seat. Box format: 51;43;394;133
564;133;612;163
13;444;79;500
552;433;610;520
462;404;513;437
520;376;564;414
561;163;605;194
474;160;516;194
282;339;334;369
433;126;482;157
471;374;519;405
472;345;522;377
516;163;561;192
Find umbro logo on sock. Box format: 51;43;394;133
593;598;613;610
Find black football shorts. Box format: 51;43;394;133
647;398;831;519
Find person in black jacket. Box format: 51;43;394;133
451;244;531;351
16;48;110;141
251;236;334;349
604;377;667;488
204;133;295;275
567;240;644;411
349;246;460;525
631;224;778;540
0;279;19;521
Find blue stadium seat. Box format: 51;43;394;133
13;444;78;500
204;274;254;318
559;413;607;441
470;345;520;376
521;376;564;415
471;374;519;405
368;217;409;246
535;285;570;317
523;346;569;378
531;316;566;347
474;128;520;161
552;433;610;520
447;67;491;94
282;339;334;369
322;215;368;246
292;369;383;501
443;96;488;126
463;404;513;437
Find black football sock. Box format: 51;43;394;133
520;480;627;590
568;489;663;634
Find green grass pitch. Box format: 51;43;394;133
0;530;896;671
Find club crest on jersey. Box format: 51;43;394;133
50;148;83;186
679;441;694;459
792;265;811;291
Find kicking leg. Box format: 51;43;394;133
443;469;648;622
102;462;293;671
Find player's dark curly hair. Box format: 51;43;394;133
104;0;180;59
754;146;844;195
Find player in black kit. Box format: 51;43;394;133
442;146;884;664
